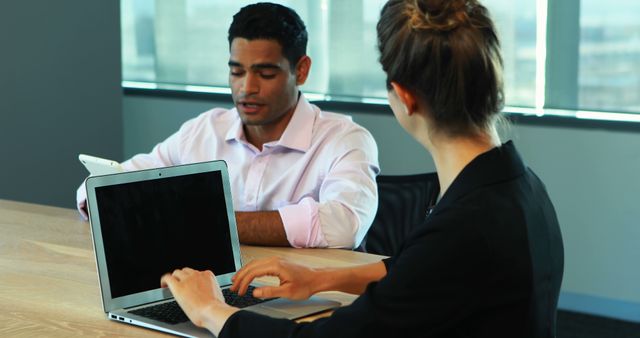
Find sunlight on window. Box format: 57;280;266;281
579;0;640;113
121;0;640;116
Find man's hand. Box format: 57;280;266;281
230;257;318;300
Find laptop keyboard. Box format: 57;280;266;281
224;285;276;308
130;300;189;324
129;285;276;325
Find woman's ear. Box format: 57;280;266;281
390;82;418;115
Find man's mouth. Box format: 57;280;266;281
239;101;265;113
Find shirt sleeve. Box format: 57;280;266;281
120;126;186;171
382;256;396;270
74;115;198;218
278;127;379;249
76;180;88;220
218;291;386;338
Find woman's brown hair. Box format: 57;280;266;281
377;0;504;136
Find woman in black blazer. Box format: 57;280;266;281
161;1;564;337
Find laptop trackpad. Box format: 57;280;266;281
248;297;340;320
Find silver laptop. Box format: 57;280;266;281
85;160;340;337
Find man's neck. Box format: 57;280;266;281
243;92;301;151
244;107;296;151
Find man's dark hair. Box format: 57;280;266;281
228;2;308;69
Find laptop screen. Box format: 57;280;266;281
94;170;236;299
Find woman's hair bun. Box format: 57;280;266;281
410;0;478;32
377;0;503;136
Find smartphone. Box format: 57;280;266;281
78;154;124;176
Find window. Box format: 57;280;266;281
121;0;640;119
481;0;538;107
579;0;640;113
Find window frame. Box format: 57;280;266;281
124;84;640;131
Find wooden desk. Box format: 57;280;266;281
0;199;384;337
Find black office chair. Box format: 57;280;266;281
362;172;440;256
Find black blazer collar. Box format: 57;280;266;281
434;141;526;212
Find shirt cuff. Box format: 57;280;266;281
278;197;328;248
76;180;88;220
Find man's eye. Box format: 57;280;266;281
260;73;276;79
230;69;244;76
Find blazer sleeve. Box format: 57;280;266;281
219;208;490;338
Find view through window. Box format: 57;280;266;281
579;0;640;113
121;0;640;116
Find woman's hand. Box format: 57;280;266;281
230;257;319;300
161;268;238;335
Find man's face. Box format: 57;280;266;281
229;38;300;127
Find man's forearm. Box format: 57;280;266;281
235;211;290;246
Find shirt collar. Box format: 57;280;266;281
276;93;315;152
224;93;316;152
225;112;244;142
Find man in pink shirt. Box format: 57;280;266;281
77;3;379;249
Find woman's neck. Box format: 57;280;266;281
428;129;501;197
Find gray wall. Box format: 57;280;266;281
0;1;123;208
123;94;640;322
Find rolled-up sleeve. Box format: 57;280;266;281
278;197;325;248
279;128;379;249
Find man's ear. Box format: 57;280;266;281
390;82;418;115
294;56;311;85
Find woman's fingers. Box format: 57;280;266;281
171;267;195;280
162;267;199;287
160;273;175;288
231;259;270;294
232;258;274;283
252;285;288;299
230;258;315;300
235;264;283;296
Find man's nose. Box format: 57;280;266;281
241;73;259;95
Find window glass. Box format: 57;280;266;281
579;0;640;113
123;0;640;115
121;0;156;82
482;0;537;107
121;0;538;107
